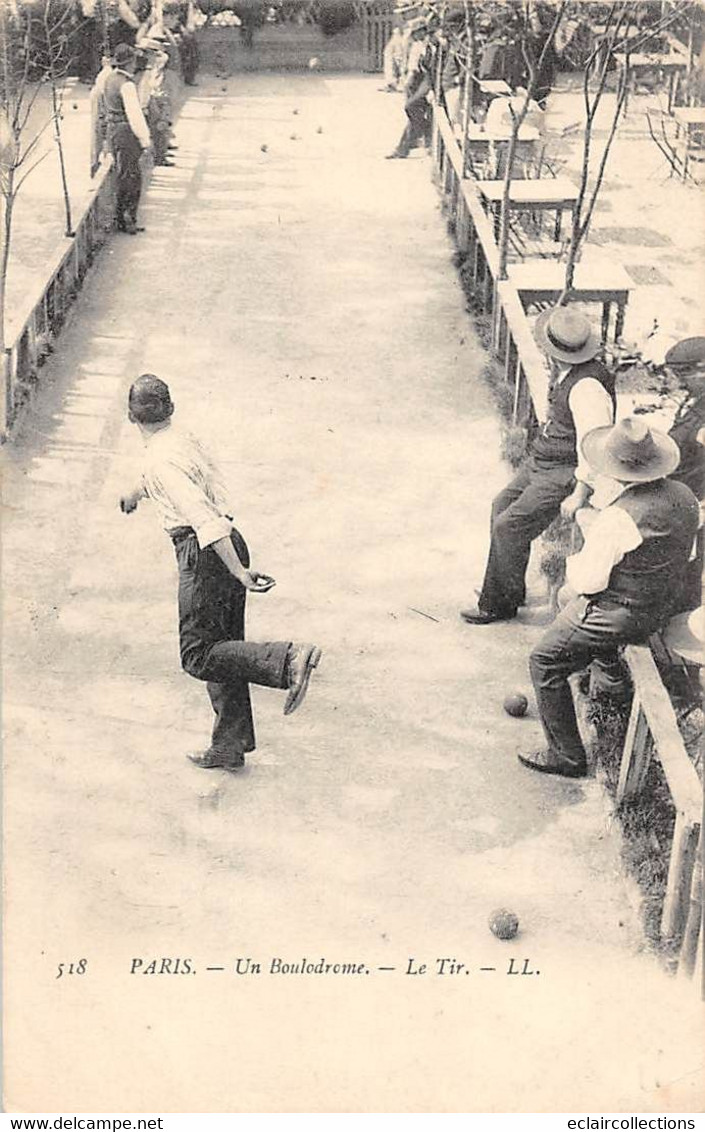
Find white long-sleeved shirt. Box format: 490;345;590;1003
566;481;642;595
561;368;615;486
140;425;235;550
117;73;152;148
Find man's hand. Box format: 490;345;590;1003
239;570;276;593
557;583;579;610
119;490;142;514
560;486;590;521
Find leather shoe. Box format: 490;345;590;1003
459;606;515;625
187;750;245;771
517;749;587;778
385;151;406;159
284;643;322;716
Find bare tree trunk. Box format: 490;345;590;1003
50;78;73;237
459;0;473;177
0;183;14;356
497;1;568;282
44;0;74;237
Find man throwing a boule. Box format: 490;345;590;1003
120;375;322;773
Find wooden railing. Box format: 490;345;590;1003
432;99;702;986
1;156;115;440
619;644;702;979
432;101;550;430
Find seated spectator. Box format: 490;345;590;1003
520;419;700;779
89;54;114;176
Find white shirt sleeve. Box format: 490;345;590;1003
144;460;233;549
120;80;152;148
566;504;643;596
568;377;615;487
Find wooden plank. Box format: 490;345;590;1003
496;281;549;421
624;645;702;821
661;813;700;946
617;698;653;803
679;846;702;979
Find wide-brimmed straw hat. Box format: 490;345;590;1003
534;306;600;365
581;418;681;483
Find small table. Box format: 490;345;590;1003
465;123;540;178
507;260;633;344
475;176;579;242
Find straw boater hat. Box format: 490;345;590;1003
534;306;600;365
581;418;681;483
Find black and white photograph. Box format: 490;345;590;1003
1;0;704;1116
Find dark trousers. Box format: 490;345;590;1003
529;596;660;766
479;459;576;616
174;529;290;758
395;97;431;156
109;124;142;227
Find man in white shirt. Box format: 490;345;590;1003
386;18;433;159
102;43;152;233
119;375;322;772
519;418;700;779
461;306;616;625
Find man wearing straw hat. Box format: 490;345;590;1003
461;306;615;626
519;418;700;779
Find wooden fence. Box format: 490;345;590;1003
431;98;702;986
432;99;550;426
1;157;115;440
359;0;399;72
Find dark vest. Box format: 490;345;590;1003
669;392;705;499
531;360;616;468
103;71;131;128
602;478;700;611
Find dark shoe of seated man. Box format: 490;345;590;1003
459;605;516;625
517;748;587;778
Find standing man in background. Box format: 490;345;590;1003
103;43;152;233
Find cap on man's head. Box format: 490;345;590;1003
128;374;174;424
112;43;137;68
664;336;705;375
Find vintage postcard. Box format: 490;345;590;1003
1;0;703;1115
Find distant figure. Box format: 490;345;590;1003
386;17;432;160
382;27;405;91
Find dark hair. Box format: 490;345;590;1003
128;374;174;424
